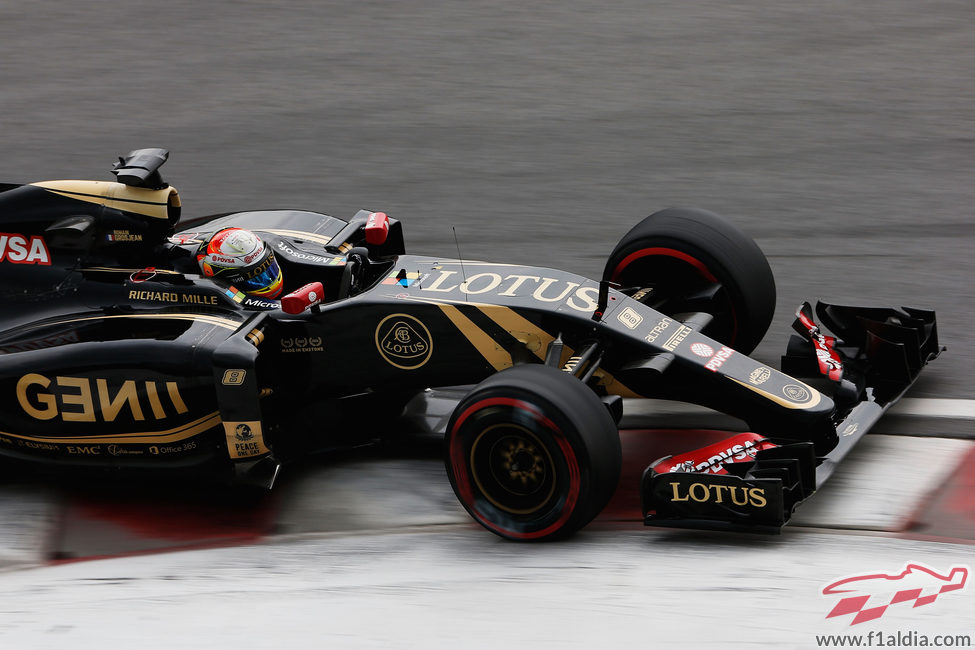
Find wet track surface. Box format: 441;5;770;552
1;1;974;647
2;529;973;649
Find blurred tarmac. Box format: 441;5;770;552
1;0;973;394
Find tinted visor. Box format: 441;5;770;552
232;254;283;296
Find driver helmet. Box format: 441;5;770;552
197;228;284;298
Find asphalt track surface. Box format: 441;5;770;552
1;1;974;648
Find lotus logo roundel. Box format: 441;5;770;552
375;313;433;370
783;384;811;402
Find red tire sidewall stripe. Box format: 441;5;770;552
448;396;581;540
610;247;718;283
610;246;738;345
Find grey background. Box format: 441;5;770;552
1;0;971;396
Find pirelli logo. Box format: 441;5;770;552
662;325;692;351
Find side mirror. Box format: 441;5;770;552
365;212;389;245
281;282;325;314
45;215;95;250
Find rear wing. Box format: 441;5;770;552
641;301;942;532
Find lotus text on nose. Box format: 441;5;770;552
422;270;599;311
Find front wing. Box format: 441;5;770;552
641;301;942;532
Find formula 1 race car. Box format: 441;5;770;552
0;149;941;541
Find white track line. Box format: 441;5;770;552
790;435;974;530
888;398;975;419
621;397;975;420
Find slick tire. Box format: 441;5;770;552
602;207;776;354
445;364;622;542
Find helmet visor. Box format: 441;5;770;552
236;255;283;298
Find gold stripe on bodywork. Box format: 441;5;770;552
145;382;166;419
47;313;242;331
395;296;644;397
729;377;823;410
476;305;554;361
256;229;333;247
80;267;184;276
246;328;265;346
432;261;523;267
32;180;179;220
476;305;643;398
80;267;184;275
167;382;189;413
437;304;512;371
0;411;221;445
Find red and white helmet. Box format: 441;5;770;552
197;228;284;298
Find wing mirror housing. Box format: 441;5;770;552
365;211;389;245
281;282;325;314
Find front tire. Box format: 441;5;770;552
445;365;621;541
602;207;776;354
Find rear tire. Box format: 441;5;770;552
445;365;621;541
602;207;776;354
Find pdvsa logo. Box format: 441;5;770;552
375;314;433;370
822;563;969;625
0;233;50;265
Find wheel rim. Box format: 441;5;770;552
470;423;557;515
448;396;582;540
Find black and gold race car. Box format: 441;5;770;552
0;149;941;541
